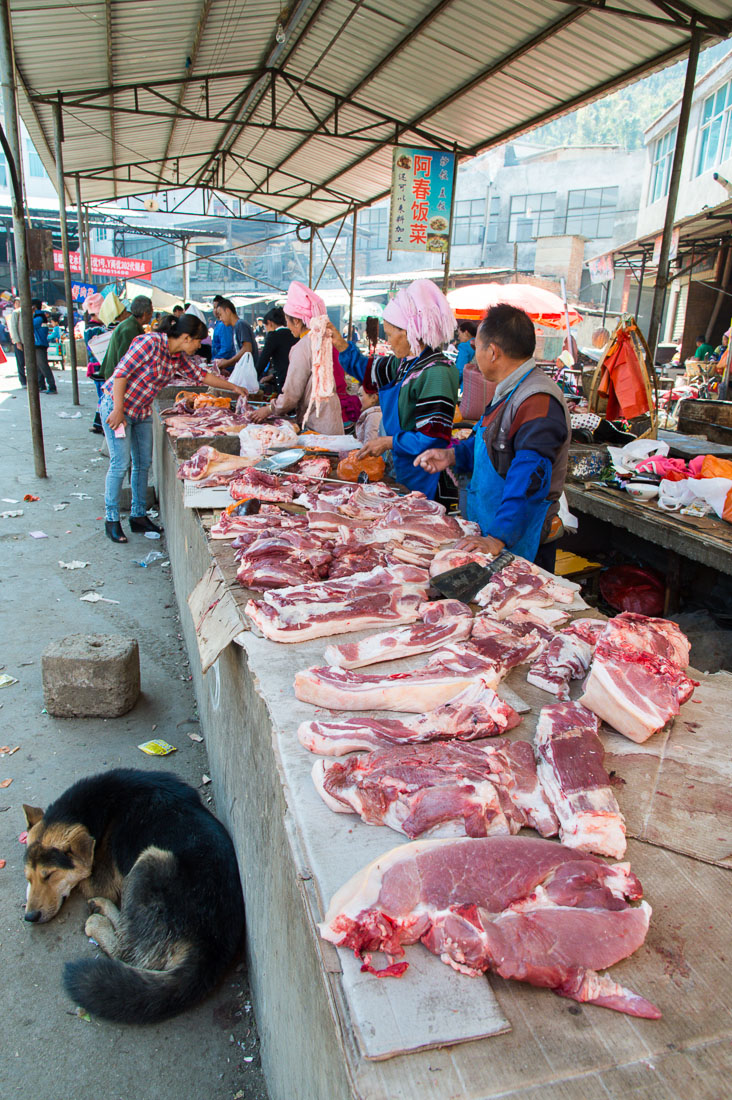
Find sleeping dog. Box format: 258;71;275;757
23;768;244;1023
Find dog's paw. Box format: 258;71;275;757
87;897;104;914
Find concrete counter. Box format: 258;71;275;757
154;409;732;1100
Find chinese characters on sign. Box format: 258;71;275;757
71;281;98;302
388;146;456;254
53;251;153;280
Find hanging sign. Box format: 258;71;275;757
71;281;98;302
388;147;456;253
53;251;152;280
651;227;679;266
587;252;614;285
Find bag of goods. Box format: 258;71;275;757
336;452;385;483
193;394;231;410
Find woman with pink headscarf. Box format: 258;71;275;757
330;279;458;502
250;281;344;433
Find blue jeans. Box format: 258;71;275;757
100;393;153;521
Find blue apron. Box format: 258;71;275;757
465;369;549;562
379;369;440;499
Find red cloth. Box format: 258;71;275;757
598;328;649;420
332;347;361;423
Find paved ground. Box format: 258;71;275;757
0;356;268;1100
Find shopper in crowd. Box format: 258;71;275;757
353;387;381;446
213;297;260;374
254;316;266;339
102;295;154;380
7;297;25;386
694;333;715;360
415;304;570;568
172;304;184;318
250;282;344;433
256;306;298;391
211;294;235;362
184;303;213;362
455;320;477;383
32;299;57;393
83;293;108;434
330;279;459;503
100;312;247;544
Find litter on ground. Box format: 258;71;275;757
80;592;120;604
138;739;177;756
59;560;90;570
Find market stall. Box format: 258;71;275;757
152;393;732;1100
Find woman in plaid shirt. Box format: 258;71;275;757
100;312;247;543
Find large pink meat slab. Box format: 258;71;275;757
245;564;429;643
535;701;626;858
602;612;691;668
580;637;696;744
313;739;557;839
297;681;521;755
323;600;473;669
527;631;595;700
294;645;503;711
320;835;660;1018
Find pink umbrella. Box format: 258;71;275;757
447;283;582;329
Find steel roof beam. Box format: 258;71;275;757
155;0;212;190
105;0;117;199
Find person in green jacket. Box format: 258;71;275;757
101;295;154;380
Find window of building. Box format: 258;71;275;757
649;127;677;203
485;195;501;244
26;140;45;178
452;198;485;247
697;80;732;175
564;187;618;238
358;207;388;250
95;228;107;243
507;192;556;242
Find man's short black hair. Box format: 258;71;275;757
477;303;535;360
31;298;42;310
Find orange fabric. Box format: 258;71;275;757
597;329;649;420
724;487;732;524
701;455;732;481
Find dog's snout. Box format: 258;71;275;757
24;909;42;923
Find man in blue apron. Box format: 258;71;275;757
415;304;570;568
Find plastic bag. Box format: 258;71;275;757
599;565;665;616
557;491;578;532
607;439;668;475
228;352;258;392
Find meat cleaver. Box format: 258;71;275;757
430;549;516;604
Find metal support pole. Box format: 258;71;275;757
308;229;314;286
52;99;79;405
0;0;45;477
348;208;357;341
634;252;646;319
646;27;701;362
181;235;191;301
601;280;610;328
75;175;88;280
82;203;92;281
6;225;16;290
442;158;458;295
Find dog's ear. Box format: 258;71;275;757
67;826;95;870
23;804;44;828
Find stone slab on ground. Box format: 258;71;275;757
42;633;140;717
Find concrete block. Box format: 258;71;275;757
42;634;140;718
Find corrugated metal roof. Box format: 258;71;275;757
9;0;732;225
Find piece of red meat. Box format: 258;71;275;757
323;599;472;669
320;835;659;1018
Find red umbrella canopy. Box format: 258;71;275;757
447;283;582;328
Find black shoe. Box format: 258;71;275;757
90;425;104;434
105;520;128;543
44;388;58;395
130;515;163;534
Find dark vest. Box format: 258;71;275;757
481;363;571;532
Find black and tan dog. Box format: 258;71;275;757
23;767;245;1023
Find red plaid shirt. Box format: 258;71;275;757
102;332;208;419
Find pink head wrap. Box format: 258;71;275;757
83;292;104;316
382;279;456;356
284;281;327;326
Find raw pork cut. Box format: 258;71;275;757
527;631;594;700
602;612;690;668
313;739;556;839
305;314;334;419
298;681;520;754
468;618;547;668
209;504;300;539
320;835;659;1017
296;454;332;479
294;645;503;712
229;468;297;503
323;600;472;669
535;701;626;858
476;558;578;617
245;565;429;643
235;529;333;589
177;445;251;482
580;638;696;743
429;546;492;578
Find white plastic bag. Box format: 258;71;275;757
557;491;578;532
607;439;669;475
658;475;732;518
228;351;258;393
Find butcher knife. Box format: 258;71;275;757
430;549;516;604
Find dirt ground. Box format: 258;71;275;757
0;355;268;1100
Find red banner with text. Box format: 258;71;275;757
53;251;152;280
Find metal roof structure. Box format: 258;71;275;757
9;1;732;227
591;195;732;272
